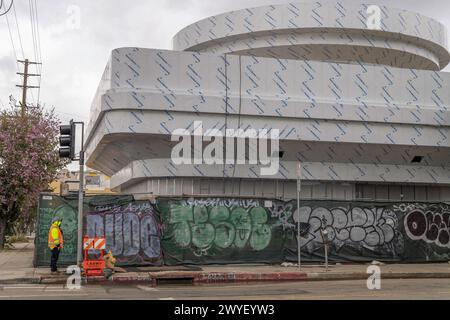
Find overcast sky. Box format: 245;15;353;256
1;0;450;124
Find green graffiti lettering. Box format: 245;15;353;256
230;208;252;248
168;204;271;252
191;223;215;248
170;204;193;223
249;207;271;251
191;206;215;248
210;206;235;249
193;206;208;223
170;204;192;247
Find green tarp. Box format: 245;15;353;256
34;194;450;267
34;194;79;267
157;198;285;265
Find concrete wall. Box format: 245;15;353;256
121;177;450;202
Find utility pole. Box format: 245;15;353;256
59;120;85;266
77;123;85;266
297;161;302;271
16;59;41;117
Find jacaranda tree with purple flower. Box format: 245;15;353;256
0;106;67;249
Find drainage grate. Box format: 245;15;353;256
156;277;194;285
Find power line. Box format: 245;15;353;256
33;0;42;61
0;0;13;16
10;1;36;105
39;104;89;120
28;0;38;105
33;0;42;103
53;109;89;119
4;13;20;71
4;0;42;108
27;0;42;105
28;0;38;64
11;1;24;59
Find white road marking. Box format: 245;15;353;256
159;297;175;300
2;286;43;290
0;293;88;299
136;285;158;292
45;289;72;292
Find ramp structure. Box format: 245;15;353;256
85;2;450;201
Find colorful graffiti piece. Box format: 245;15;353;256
158;198;285;265
86;201;162;265
34;194;162;267
34;195;79;267
169;204;271;251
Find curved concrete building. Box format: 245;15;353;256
85;2;450;201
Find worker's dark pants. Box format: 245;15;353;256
50;247;60;272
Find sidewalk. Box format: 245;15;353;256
1;241;450;285
0;241;39;284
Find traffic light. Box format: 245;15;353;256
59;120;76;159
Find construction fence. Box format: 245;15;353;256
34;193;450;267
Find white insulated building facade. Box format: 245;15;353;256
85;2;450;201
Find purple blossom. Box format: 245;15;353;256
0;106;68;243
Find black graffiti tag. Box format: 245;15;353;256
298;206;398;250
405;209;450;247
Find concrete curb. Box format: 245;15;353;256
0;277;41;285
305;272;450;281
30;270;450;285
194;271;308;283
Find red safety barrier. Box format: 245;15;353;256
83;236;106;277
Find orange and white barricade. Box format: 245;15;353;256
83;236;106;277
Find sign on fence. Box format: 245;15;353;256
83;237;106;250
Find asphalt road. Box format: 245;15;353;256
0;278;449;300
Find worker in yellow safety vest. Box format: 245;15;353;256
48;216;64;274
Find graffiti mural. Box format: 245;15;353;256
34;194;162;267
35;194;450;267
86;201;162;266
158;198;285;265
401;203;450;248
278;202;404;263
299;206;398;247
34;195;79;267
